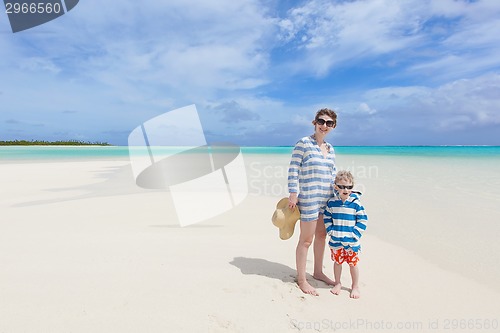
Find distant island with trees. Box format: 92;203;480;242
0;140;112;146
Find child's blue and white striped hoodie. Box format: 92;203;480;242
323;192;368;253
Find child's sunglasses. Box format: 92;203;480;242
336;184;353;190
316;118;335;127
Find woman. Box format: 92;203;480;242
288;108;337;295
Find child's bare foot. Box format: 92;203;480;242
330;282;342;295
298;280;319;296
350;286;360;299
313;272;335;286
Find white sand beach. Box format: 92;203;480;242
1;152;499;332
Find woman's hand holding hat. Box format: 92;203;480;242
288;192;298;210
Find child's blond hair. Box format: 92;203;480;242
335;170;354;184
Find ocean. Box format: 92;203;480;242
1;145;500;161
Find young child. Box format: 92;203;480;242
323;170;368;299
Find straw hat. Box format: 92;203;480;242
272;197;300;240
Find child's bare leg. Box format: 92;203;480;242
330;262;342;295
349;265;360;299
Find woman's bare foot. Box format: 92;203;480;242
298;280;319;296
350;286;360;299
330;282;342;295
313;272;335;286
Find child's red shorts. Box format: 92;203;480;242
330;248;360;267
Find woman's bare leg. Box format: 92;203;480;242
313;214;335;285
296;220;319;296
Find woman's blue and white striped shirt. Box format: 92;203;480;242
287;136;337;222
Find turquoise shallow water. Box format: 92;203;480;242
244;145;500;157
1;145;500;160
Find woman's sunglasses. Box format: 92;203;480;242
335;184;353;190
316;118;335;127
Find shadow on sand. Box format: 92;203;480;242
229;256;343;291
13;164;155;207
229;256;297;284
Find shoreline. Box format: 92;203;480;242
2;145;500;161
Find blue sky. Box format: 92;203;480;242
1;0;500;146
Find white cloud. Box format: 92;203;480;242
278;0;500;79
356;103;377;115
360;73;500;132
405;1;500;81
19;57;61;74
4;0;276;99
291;114;311;127
94;1;272;90
277;0;427;75
1;0;499;145
0;0;280;144
363;86;432;105
208;100;260;123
